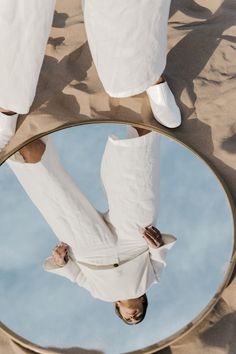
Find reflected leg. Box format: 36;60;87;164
6;137;117;264
101;126;160;247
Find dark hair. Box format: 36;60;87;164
115;294;148;325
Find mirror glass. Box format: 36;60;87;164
0;123;234;353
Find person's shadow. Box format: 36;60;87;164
165;0;236;120
170;0;213;18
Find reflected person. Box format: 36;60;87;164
6;126;176;325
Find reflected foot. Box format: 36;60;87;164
0;111;18;151
20;139;46;163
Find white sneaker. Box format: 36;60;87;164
146;81;182;128
0;112;18;151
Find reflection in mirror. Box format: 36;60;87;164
0;124;234;353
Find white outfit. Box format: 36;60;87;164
7;127;176;302
0;0;171;113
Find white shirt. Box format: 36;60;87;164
44;234;176;302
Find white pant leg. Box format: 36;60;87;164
6;137;118;266
82;0;171;97
0;0;56;114
101;126;160;255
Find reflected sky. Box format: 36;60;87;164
0;124;234;353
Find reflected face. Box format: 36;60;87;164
116;298;145;324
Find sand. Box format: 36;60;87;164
0;0;236;353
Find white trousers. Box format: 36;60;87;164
7;127;160;266
81;0;171;97
0;0;171;113
0;0;56;114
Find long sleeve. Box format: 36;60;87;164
149;234;177;281
43;256;87;287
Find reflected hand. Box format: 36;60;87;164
52;242;69;267
141;225;164;249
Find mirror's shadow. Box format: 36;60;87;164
0;123;234;354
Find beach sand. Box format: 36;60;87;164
0;0;236;353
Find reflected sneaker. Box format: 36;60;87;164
0;112;18;151
146;81;182;128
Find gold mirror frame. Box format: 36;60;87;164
0;120;235;354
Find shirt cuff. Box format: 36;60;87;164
43;256;85;285
149;234;177;264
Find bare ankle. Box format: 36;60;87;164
20;140;46;163
155;76;165;85
0;108;17;116
132;126;150;136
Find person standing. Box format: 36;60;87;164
0;0;181;151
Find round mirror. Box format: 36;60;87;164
0;123;234;353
